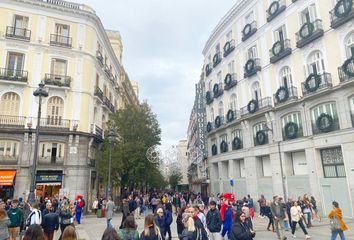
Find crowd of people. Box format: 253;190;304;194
0;191;349;240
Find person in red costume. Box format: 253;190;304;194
75;196;84;224
220;193;235;239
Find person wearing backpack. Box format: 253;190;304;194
328;201;347;240
206;201;222;240
26;203;42;226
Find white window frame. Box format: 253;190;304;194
311;102;338;121
0;140;20;157
282;112;302;127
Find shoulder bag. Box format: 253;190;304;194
330;211;341;231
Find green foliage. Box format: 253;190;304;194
98;101;162;192
169;171;183;190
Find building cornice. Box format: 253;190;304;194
202;0;252;55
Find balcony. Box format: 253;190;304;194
241;97;272;116
103;64;114;79
242;21;257;42
312;117;340;135
330;0;354;29
44;74;71;87
0;155;18;165
296;19;324;48
37;117;73;130
225;110;240;123
5;26;31;41
213;52;222;68
50;34;72;48
205;63;212;77
266;0;286;22
338;58;354;83
94;86;104;101
301;73;332;96
91;124;103;139
213;82;224;98
224;73;237;90
223;40;235;57
206;91;214;105
244;58;261;78
0;68;28;83
38;156;64;165
103;96;115;112
269;39;292;63
214;116;225;129
96;50;104;66
0;115;26;128
273;86;298;105
282;125;304;141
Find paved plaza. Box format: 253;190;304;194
52;212;354;240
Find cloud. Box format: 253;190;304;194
81;0;236;149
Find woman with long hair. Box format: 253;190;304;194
231;211;255;240
0;209;10;240
179;213;197;240
102;227;120;240
62;225;77;240
290;201;310;239
328;201;347;240
23;224;45;240
176;206;187;236
117;215;139;240
264;200;274;232
59;203;73;240
140;214;159;240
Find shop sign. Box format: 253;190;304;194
195;82;207;159
36;174;62;183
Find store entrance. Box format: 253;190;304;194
35;170;63;198
36;184;61;198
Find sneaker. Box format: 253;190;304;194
305;235;311;239
292;235;296;239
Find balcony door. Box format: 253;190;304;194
7;52;24;76
251;82;261;101
274;25;286;42
345;32;354;58
280;67;292;88
47;96;64;126
55;23;70;44
13;15;29;37
51;59;67;78
0;92;20;116
247;45;257;59
307;51;325;75
300;4;317;24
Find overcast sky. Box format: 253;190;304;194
80;0;236;150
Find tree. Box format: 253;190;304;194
168;171;183;190
98;102;162;193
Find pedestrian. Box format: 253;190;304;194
264;201;274;232
75;198;83;225
41;206;59;240
179;213;197;240
92;198;99;215
102;227;120;240
151;196;158;214
220;199;234;240
189;207;208;240
106;197;115;229
59;203;73;240
247;195;254;219
206;201;222;240
26;203;42;226
176;206;186;236
257;195;266;218
61;225;77;240
134;196;141;220
120;198;130;229
290;201;310;239
23;224;45;240
117;215;139;240
241;203;253;230
328;201;347;240
230;211;255;240
155;208;166;239
285;198;292;227
164;205;173;240
7;199;23;240
310;196;320;222
270;196;287;240
0;208;10;240
140;214;160;240
128;195;137;216
42;202;52;216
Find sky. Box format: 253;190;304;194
80;0;236;150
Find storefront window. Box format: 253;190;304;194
321;147;346;178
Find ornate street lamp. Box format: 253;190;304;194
107;129;116;198
28;83;48;204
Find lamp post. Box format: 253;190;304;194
107;129;116;198
28;83;48;204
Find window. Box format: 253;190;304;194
226;30;233;41
245;11;254;24
280;67;293;88
0;140;19;158
274;25;286;42
55;23;70;37
13;15;29;29
300;4;317;24
251;82;261;100
218;101;224;117
231;129;242;140
282;112;302;127
247;45;258;59
51;59;67;76
345;32;354;58
0;92;20;116
47;96;64;126
253;122;267;136
39;142;65;163
321;147;346;178
7;52;24;73
307;51;325;74
220;134;227;143
210;107;214;122
217;71;222;84
229;94;237;111
211;138;217;146
311;102;337;121
228;61;235;73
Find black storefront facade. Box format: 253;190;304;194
35;170;63;198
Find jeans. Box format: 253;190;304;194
260;206;265;216
291;220;308;235
331;230;346;240
107;218;112;228
304;212;311;225
274;218;285;240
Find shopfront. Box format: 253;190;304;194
0;170;16;200
35;170;63;198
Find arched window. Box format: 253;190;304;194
307;50;325;74
218;101;224;117
229;94;237;111
47;96;64;126
345;32;354;58
210;107;214;122
251;82;261;100
0;92;20;116
279;67;293;88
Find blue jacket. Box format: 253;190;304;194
165;209;173;226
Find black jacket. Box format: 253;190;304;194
140;227;158;240
231;222;254;240
179;229;197;240
176;214;184;235
41;212;59;233
206;208;222;232
194;217;208;240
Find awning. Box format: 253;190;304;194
36;182;61;186
0;170;16;186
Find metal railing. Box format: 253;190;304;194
39;117;72;129
241;97;273;116
242;21;257;41
103;96;115;112
330;2;354;28
0;115;26;128
213;52;222;68
224;73;237;90
50;34;72;48
94;86;104;101
214;116;225;129
206;91;214;105
273;86;298;105
213;82;224;98
90;124;103;138
225;110;241;122
0;68;28;82
205;63;212;77
311;117;340;135
38;156;64;165
301;73;332;96
45;73;71;87
96;50;104;65
223;40;235;57
244;58;261;78
6;26;31;41
266;0;286;22
296;19;324;48
269;39;292;63
338;59;354;83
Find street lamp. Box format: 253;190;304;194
28;83;48;204
107;129;116;198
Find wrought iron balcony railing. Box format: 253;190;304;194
90;124;103;139
338;58;354;83
244;58;261;78
0;68;28;82
96;50;104;65
242;21;257;42
296;19;324;48
224;73;237;90
269;39;292;63
301;72;332;96
103;96;115;112
223;40;235;58
282;125;304;141
330;0;354;29
266;0;286;22
205;63;212;77
212;52;222;68
273;86;298;105
6;26;31;41
45;74;71;87
94;86;104;101
50;34;72;48
241;97;272;116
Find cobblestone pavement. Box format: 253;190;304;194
53;212;354;240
